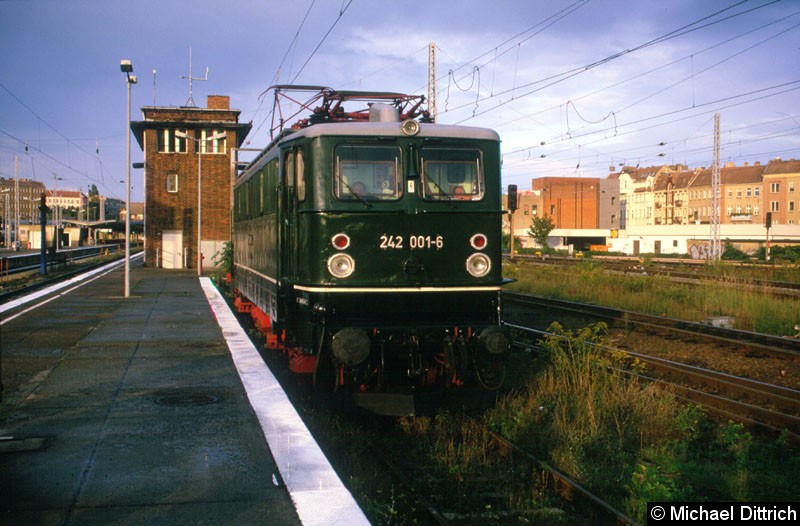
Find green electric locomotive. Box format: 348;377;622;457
232;86;509;415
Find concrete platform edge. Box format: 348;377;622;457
199;278;371;526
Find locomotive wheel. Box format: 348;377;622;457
475;359;505;390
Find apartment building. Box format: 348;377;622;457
762;158;800;225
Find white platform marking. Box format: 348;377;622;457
201;278;371;526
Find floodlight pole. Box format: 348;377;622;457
121;59;137;298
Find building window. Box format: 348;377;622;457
727;189;732;197
736;188;742;198
673;240;678;247
790;201;796;212
200;129;227;154
746;204;752;214
755;187;760;197
157;128;188;153
726;206;732;216
550;205;556;215
735;205;742;214
771;182;780;193
754;205;759;216
746;187;752;197
770;201;780;212
790;182;796;192
167;173;178;193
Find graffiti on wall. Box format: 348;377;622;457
687;239;710;260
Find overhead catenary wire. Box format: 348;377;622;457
493;7;800;135
443;0;783;122
247;0;355;146
503;80;800;170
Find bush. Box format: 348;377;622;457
754;244;800;262
721;241;748;261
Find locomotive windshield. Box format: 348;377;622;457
334;145;401;201
421;148;484;201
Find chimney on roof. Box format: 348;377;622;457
744;162;749;167
207;95;230;110
724;161;735;168
755;161;761;166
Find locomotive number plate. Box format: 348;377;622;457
379;234;444;250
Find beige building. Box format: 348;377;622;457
46;189;87;218
762;158;800;226
618;165;686;228
654;170;694;225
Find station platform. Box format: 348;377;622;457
0;262;369;526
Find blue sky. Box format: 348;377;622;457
1;0;798;202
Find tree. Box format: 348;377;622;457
88;184;99;197
528;214;555;250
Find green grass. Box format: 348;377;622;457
480;323;800;523
503;261;800;336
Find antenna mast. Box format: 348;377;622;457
180;46;208;108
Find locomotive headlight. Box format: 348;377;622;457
327;253;355;278
466;253;491;277
400;119;420;136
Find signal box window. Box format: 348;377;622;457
157;128;188;153
200;129;227;154
334;145;401;201
421;148;484;201
166;173;178;193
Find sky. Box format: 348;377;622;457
1;0;798;203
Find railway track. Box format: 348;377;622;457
225;284;799;525
508;323;800;440
364;414;638;526
502;291;800;356
510;255;800;299
0;248;138;304
502;291;800;440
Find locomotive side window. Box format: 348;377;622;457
284;151;294;191
420;148;484;201
334;145;401;201
263;158;278;213
295;149;306;202
233;186;241;221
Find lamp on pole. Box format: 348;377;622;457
52;174;62;251
120;59;137;298
175;130;225;276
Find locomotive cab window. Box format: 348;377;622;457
421;148;484;201
334;145;401;201
283;148;307;202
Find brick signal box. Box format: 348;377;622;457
131;95;251;270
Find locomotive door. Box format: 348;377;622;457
277;147;301;326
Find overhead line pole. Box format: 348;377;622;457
428;42;437;123
710;112;721;261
